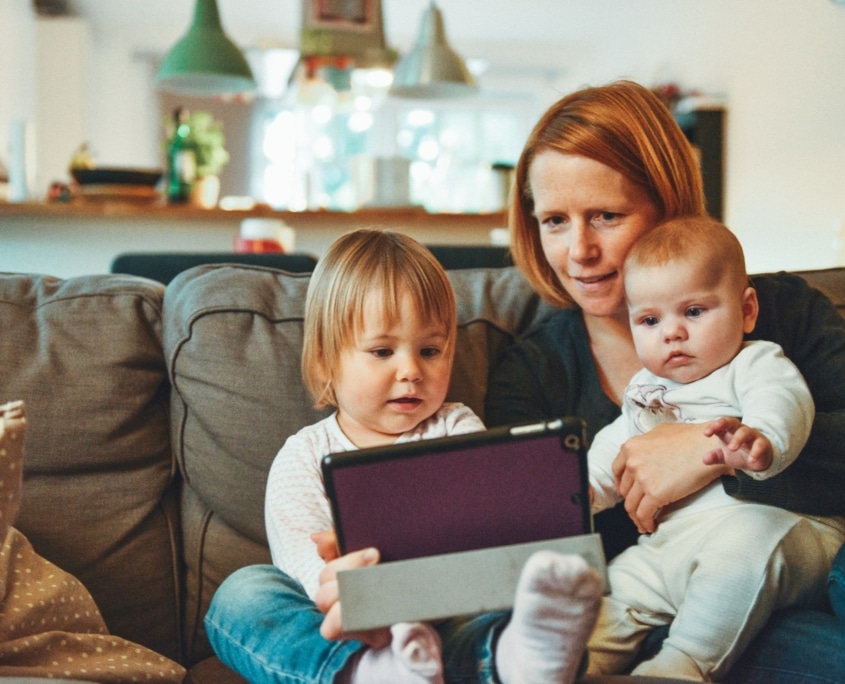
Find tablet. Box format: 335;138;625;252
321;417;591;563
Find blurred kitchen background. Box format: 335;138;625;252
1;0;845;272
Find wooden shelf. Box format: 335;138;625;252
0;200;508;278
0;201;507;229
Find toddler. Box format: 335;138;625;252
206;229;602;684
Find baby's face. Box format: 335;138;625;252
333;289;453;448
625;260;756;383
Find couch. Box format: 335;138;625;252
1;260;843;683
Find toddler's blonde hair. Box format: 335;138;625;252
302;229;457;409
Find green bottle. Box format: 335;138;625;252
166;107;196;203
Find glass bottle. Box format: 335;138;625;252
166;107;196;203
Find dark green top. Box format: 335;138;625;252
485;272;845;558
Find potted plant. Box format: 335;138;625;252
163;109;229;207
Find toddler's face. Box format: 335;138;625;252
333;290;453;448
626;260;757;384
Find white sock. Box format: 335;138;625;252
347;622;444;684
496;551;602;684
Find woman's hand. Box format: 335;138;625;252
312;540;391;648
612;422;731;533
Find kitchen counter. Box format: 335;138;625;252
0;202;508;278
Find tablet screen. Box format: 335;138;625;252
322;417;591;562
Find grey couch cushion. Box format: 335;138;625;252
164;263;557;663
0;273;181;662
164;264;323;664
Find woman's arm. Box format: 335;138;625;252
736;272;845;516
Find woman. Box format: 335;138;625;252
485;80;845;682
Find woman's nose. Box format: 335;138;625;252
568;224;598;263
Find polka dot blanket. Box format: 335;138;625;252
0;400;185;682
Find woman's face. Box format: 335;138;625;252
529;151;661;319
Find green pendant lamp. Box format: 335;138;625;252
389;1;477;99
155;0;256;97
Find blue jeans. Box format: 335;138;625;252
205;564;510;684
829;541;845;620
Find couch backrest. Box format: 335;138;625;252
0;272;181;662
794;267;845;317
162;263;558;663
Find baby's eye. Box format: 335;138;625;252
686;306;705;318
641;316;659;327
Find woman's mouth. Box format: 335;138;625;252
572;272;617;291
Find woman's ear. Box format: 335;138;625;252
741;286;759;333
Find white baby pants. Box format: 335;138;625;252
586;504;845;681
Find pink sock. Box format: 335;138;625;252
496;551;601;684
346;622;444;684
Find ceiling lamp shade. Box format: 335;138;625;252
155;0;256;97
389;1;477;99
299;0;397;69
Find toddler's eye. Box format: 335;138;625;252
371;348;392;358
421;347;442;358
642;316;659;327
686;307;705;318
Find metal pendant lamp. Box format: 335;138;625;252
389;1;477;99
155;0;256;97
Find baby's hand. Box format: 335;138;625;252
702;417;773;472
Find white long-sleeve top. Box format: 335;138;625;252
589;340;814;521
265;402;485;599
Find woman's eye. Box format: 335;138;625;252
540;215;567;231
595;212;621;224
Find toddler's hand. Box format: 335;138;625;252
702;417;773;472
311;529;340;562
314;546;391;648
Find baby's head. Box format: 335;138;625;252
623;217;758;383
302;229;457;411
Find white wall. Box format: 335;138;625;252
11;0;845;273
35;17;89;194
448;0;845;273
0;1;36;126
0;0;37;197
